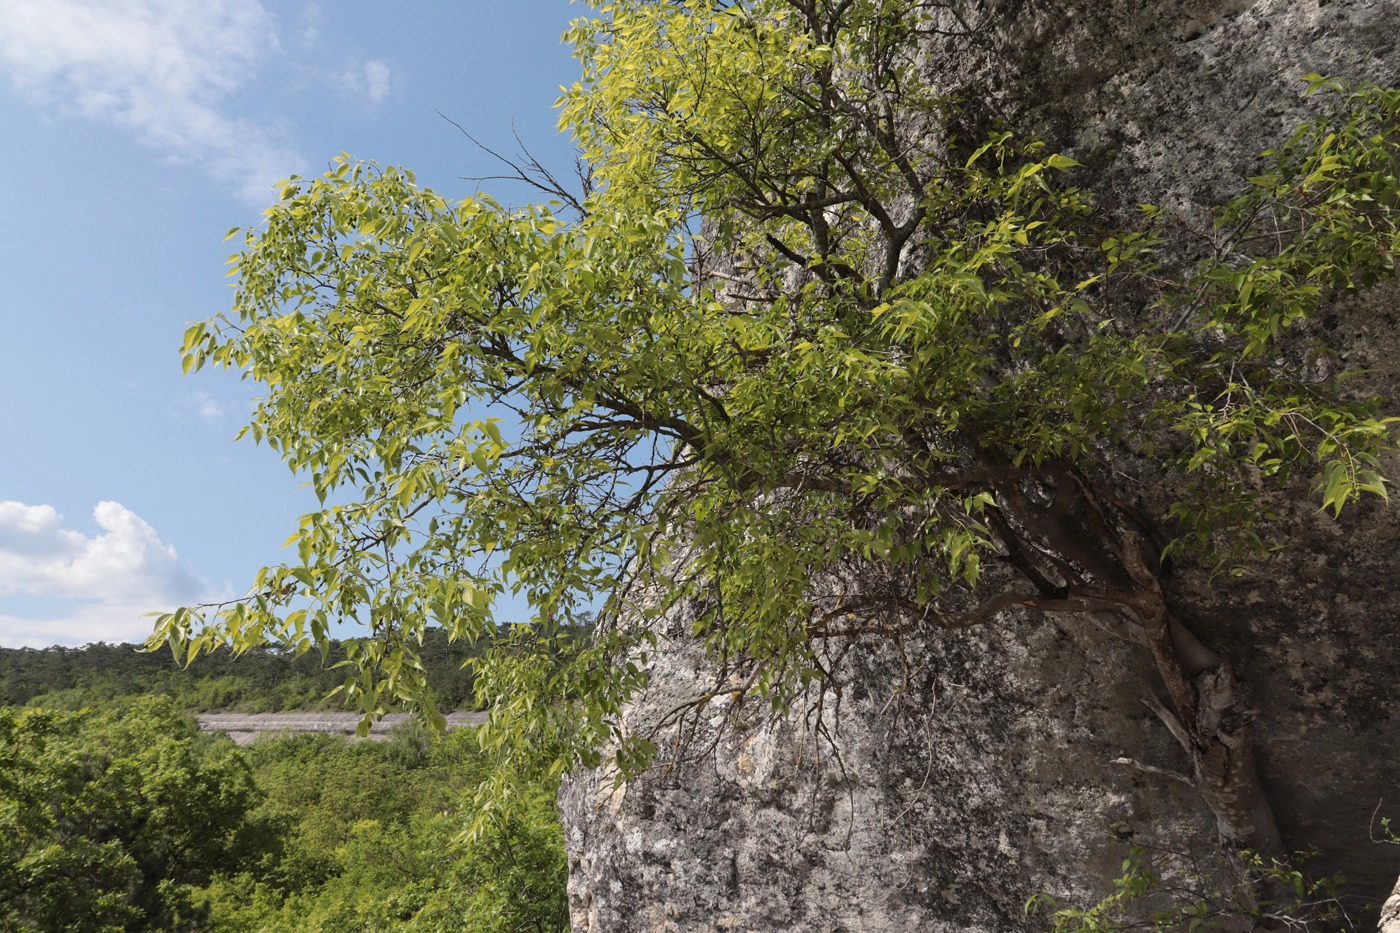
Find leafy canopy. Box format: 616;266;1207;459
154;0;1400;784
196;728;568;933
0;698;268;932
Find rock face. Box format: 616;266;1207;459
1382;878;1400;933
561;2;1400;930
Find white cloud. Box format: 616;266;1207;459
193;389;225;423
0;0;305;202
168;389;236;424
0;500;210;647
296;2;322;47
364;60;391;103
337;58;393;107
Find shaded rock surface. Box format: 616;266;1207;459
561;1;1400;930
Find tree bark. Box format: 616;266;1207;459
1121;542;1286;862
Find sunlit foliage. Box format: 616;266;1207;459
155;0;1400;810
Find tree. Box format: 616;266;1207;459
194;728;568;933
0;698;269;932
155;0;1400;864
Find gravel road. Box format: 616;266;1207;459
197;711;487;744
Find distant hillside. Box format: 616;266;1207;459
0;629;478;712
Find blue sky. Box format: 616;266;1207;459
0;1;584;647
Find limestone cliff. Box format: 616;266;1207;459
561;2;1400;930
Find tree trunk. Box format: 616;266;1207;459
1133;592;1285;861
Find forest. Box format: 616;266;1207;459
0;630;481;714
0;639;569;933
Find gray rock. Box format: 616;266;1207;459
1382;877;1400;933
561;2;1400;930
